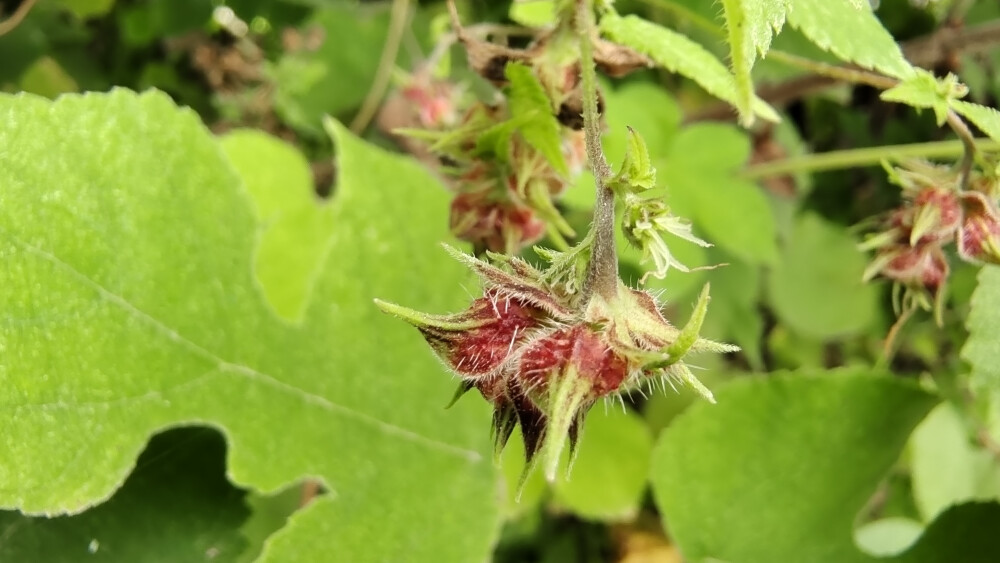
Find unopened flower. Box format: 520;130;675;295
902;186;962;245
450;191;547;254
957;190;1000;265
376;245;735;485
864;243;949;290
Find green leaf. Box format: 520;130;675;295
271;3;432;133
663;124;778;264
53;0;117;19
650;371;939;563
718;0;789;124
699;252;765;370
611;127;656;192
219;130;335;323
855;518;923;557
551;407;653;521
509;0;557;27
768;213;879;338
505;62;568;176
18;56;78;99
881;70;952;125
0;428;249;562
910;404;1000;523
951;100;1000;144
0;90;500;561
599;13;779;123
787;0;914;80
962;265;1000;390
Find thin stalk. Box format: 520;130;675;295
0;0;37;37
350;0;411;133
741;138;1000;180
576;0;618;301
946;108;977;189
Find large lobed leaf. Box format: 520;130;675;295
0;89;501;562
651;370;1000;563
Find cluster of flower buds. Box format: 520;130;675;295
860;159;1000;315
376;245;735;486
379;2;650;255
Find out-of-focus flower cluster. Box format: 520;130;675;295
861;160;1000;315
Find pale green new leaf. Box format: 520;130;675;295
220;130;336;323
881;70;951;125
962;265;1000;390
718;0;790;124
599;14;779;123
787;0;914;80
0;90;500;562
951;100;1000;144
505;62;569;176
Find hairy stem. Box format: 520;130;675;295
946;109;977;189
742;138;1000;180
576;0;618;300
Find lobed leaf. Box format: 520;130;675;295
0;89;500;562
219;130;336;323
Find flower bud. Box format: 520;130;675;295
450;191;547;254
377;246;736;486
905;186;961;245
957;191;1000;265
864;243;949;291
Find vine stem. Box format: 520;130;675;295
742;138;1000;180
946;108;977;189
0;0;38;37
349;0;411;133
576;0;618;301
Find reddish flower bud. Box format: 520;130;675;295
958;191;1000;265
866;243;949;290
904;186;961;245
519;325;629;398
449;191;547;253
376;247;736;485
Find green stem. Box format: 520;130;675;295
577;0;618;301
741;138;1000;180
946;109;977;189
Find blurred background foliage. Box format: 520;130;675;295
3;0;1000;561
